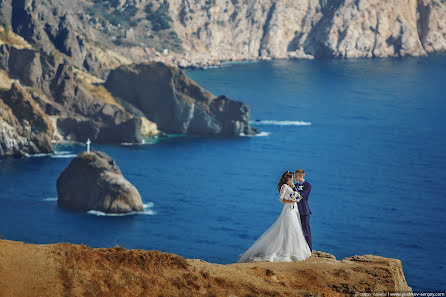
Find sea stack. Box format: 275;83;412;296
57;151;143;213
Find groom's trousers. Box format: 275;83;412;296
300;214;312;251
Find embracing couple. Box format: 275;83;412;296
238;169;312;263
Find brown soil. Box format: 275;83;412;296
0;240;412;297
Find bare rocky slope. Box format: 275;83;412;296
0;82;54;158
0;239;412;297
166;0;446;66
1;0;444;71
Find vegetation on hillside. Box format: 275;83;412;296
84;0;182;52
144;2;172;31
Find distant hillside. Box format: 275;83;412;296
0;0;445;72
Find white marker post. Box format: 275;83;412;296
86;138;91;153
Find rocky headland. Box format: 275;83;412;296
0;29;256;159
57;151;144;214
1;0;445;158
105;62;257;136
0;239;412;297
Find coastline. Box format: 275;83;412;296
177;51;446;70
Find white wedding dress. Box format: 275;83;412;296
238;184;312;263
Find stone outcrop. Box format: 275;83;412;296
0;240;412;297
57;151;144;213
105;62;257;136
0;82;54;158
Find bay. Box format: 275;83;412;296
1;56;445;292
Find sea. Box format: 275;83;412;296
1;56;445;292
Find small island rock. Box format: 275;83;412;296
57;151;143;214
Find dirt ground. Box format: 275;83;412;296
0;239;412;297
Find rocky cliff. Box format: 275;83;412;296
0;43;155;148
0;0;131;76
160;0;446;66
0;0;444;157
0;29;254;158
0;82;53;158
105;62;257;136
0;240;412;297
1;0;444;70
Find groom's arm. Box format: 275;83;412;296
300;183;312;200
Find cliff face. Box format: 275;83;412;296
0;240;412;297
1;0;445;70
105;62;257;136
0;43;150;147
0;83;54;158
0;39;255;157
167;0;446;65
0;0;443;156
0;0;131;76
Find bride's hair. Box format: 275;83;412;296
277;171;294;192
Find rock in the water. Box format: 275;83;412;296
105;62;258;136
57;151;143;213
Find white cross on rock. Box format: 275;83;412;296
86;138;91;153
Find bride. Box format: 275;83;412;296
238;171;312;262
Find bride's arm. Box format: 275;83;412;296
279;184;295;203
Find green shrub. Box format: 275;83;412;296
168;31;178;39
145;2;172;31
3;20;9;40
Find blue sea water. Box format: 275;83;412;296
1;56;445;292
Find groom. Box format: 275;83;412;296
294;169;312;252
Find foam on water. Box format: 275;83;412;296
240;131;271;137
26;153;52;158
51;151;77;158
26;150;77;158
87;202;155;216
251;120;312;126
121;140;157;145
42;197;58;202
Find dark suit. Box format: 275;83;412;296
295;180;312;251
